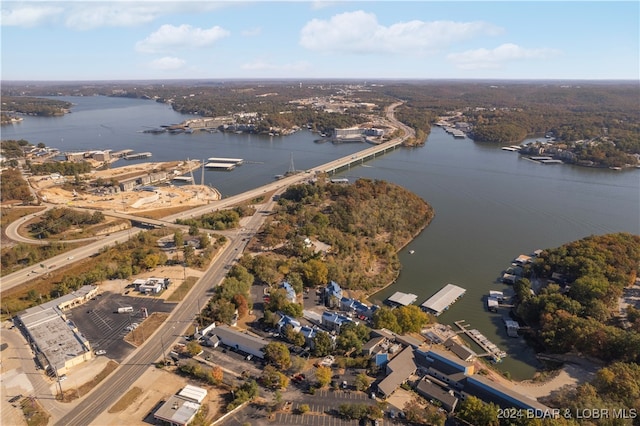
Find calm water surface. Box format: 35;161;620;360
5;96;639;379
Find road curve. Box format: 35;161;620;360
5;102;411;424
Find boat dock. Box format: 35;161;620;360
454;320;507;362
204;162;235;170
207;157;243;165
124;152;152;160
421;284;466;316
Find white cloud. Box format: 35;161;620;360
241;59;311;72
1;5;63;27
136;24;230;53
1;2;227;30
300;10;502;54
149;56;186;71
241;26;262;37
447;43;562;69
64;4;162;30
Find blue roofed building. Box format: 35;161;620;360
324;281;342;308
276;313;301;333
340;297;376;319
321;311;355;333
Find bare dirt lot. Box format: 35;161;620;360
30;161;220;212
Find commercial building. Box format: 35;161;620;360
203;324;267;359
154;395;201;426
16;285;97;375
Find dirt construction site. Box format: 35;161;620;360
29;161;220;212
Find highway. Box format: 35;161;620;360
56;196;278;426
2;101;412;425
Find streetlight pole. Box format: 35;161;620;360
160;334;167;366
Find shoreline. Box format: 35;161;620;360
365;206;434;304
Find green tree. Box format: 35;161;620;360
186;341;203;356
283;325;306;348
263;342;291;370
173;230;184;249
394;305;430;333
457;396;500;426
260;365;289;390
303;259;328;287
353;372;370;392
312;331;333;357
315;365;332;388
372;307;401;333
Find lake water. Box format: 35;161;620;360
4;96;639;379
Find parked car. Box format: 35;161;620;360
95;350;106;356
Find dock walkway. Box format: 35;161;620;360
454;320;507;362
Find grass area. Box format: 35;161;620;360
137;205;200;220
166;276;198;302
0;206;46;229
57;360;119;402
1;253;100;314
19;396;50;426
108;386;143;413
124;312;170;347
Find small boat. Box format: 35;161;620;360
409;250;415;254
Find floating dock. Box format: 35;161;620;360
204;162;235;170
207;157;243;165
454;320;507;362
421;284;466;316
386;291;418;307
124;152;152;160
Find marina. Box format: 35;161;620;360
172;176;193;183
421;284;466;316
204;162;236;170
123;152;152;160
454;320;507;362
207;157;244;165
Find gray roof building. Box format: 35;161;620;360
377;346;417;398
386;291;418;307
205;324;267;359
154;395;200;426
17;285;97;375
416;378;459;413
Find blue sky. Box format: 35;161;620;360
1;1;638;81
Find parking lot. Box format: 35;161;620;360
224;388;391;426
68;292;175;362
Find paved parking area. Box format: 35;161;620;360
222;388;387;426
274;412;364;426
67;292;175;362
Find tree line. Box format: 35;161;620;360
0;169;33;203
29;207;105;239
514;233;640;363
1;96;71;116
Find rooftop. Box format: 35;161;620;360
421;284;466;316
154;395;200;426
387;291;418;307
18;285;96;371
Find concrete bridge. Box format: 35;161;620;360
321;138;405;175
